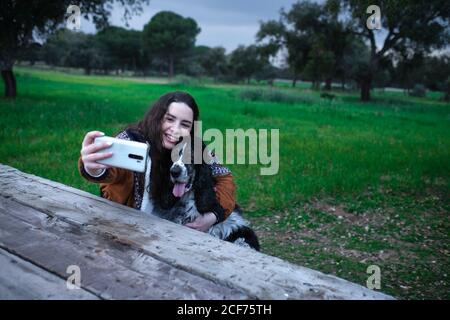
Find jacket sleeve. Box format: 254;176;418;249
213;173;236;220
78;157;134;205
205;147;237;221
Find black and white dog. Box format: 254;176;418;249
152;142;260;251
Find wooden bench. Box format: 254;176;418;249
0;164;394;299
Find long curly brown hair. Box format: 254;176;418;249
127;91;200;208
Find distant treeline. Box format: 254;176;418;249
11;2;450;101
25;25;282;85
27;25;448;96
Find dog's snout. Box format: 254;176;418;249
170;165;182;178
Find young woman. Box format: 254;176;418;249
78;91;236;232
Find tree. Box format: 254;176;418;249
390;52;450;98
41;29;69;67
96;26;144;74
302;36;336;89
64;33;103;75
254;62;278;86
422;54;450;93
0;0;148;98
41;29;110;75
390;49;425;92
339;38;371;90
142;11;200;78
200;47;228;82
328;0;450;101
17;42;42;66
257;5;313;87
176;45;210;77
257;1;350;89
229;45;264;84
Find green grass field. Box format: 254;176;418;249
1;66;449;299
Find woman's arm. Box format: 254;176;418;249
207;148;236;221
213;173;236;221
78;130;134;205
78;157;134;205
184;148;237;232
185;169;236;232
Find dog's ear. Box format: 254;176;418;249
194;163;218;213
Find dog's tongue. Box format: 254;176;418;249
173;183;186;197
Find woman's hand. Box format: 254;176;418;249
185;212;217;232
80;131;113;176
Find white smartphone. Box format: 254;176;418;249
94;136;149;173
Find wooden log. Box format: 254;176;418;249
0;196;249;299
0;164;394;299
0;248;99;300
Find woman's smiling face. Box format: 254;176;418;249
161;102;194;150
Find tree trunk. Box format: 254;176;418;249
1;69;17;98
445;82;450;102
361;55;380;102
324;78;332;91
360;78;371;101
311;80;320;90
292;76;297;88
168;56;174;78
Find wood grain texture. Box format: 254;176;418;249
0;248;99;300
0;197;249;299
0;164;394;299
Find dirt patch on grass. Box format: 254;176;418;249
248;190;449;299
313;202;357;221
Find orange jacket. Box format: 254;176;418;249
77;157;237;220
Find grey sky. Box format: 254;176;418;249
81;0;301;53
